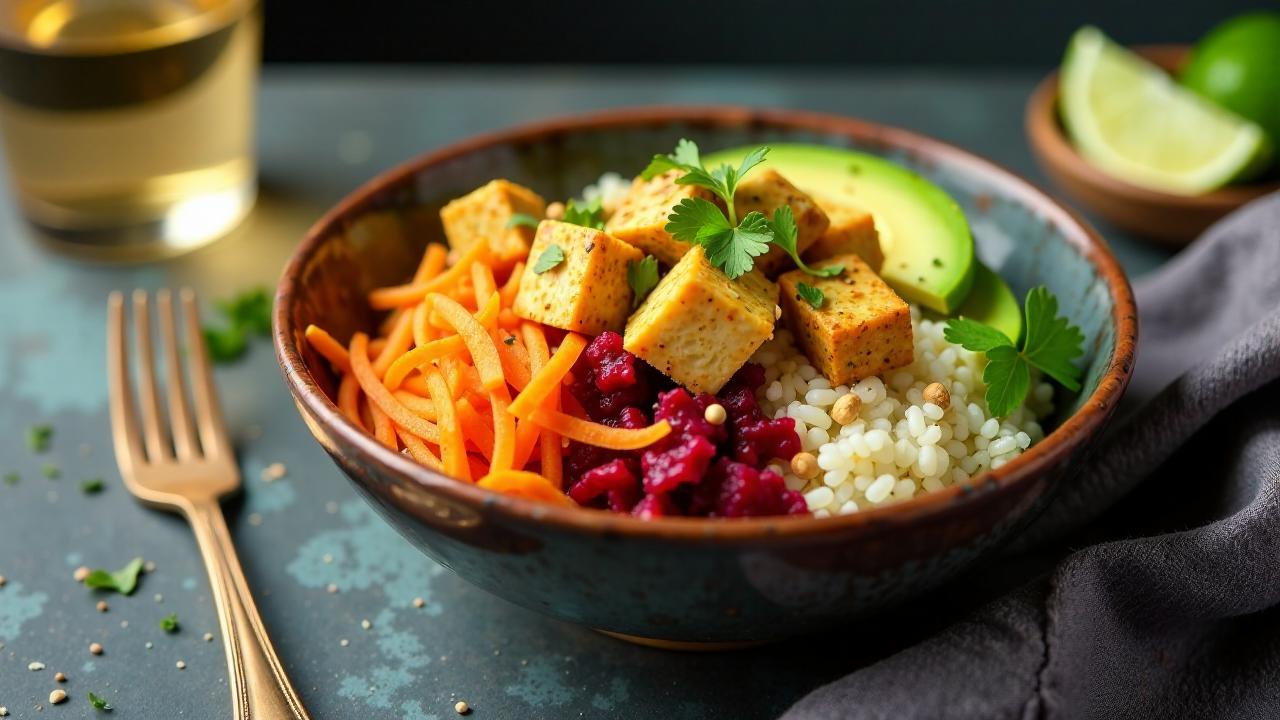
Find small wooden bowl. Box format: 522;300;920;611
1026;45;1280;246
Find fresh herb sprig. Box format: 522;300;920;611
945;287;1085;417
561;197;606;231
627;255;660;307
160;613;179;633
505;213;540;229
87;691;113;711
645;140;839;280
203;287;273;364
532;244;566;274
796;283;825;309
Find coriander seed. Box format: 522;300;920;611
96;600;108;613
55;672;67;682
923;382;951;410
703;403;727;426
176;660;186;670
545;201;565;220
89;642;103;655
73;566;90;582
49;689;67;705
790;452;819;480
831;394;862;425
413;597;425;608
454;700;470;715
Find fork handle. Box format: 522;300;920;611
186;500;312;720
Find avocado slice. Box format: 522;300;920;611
948;262;1023;344
703;144;976;314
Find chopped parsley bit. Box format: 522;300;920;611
80;478;105;494
203;287;272;364
932;258;944;267
503;335;516;346
626;255;661;307
944;286;1084;417
84;558;145;596
42;463;60;479
160;613;179;633
796;283;825;309
767;205;843;278
532;244;566;274
560;198;606;231
26;424;53;452
3;472;17;486
87;691;112;711
505;213;541;229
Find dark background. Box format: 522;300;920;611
261;0;1275;66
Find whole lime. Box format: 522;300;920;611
1180;12;1280;144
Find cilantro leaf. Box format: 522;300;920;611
204;325;248;363
26;424;53;452
87;691;112;711
84;558;145;596
627;255;661;308
505;213;540;229
796;282;825;309
640;138;702;180
160;612;179;633
561;198;606;231
532;244;566;274
42;463;60;479
81;478;105;494
216;288;272;337
3;472;17;486
983;345;1031;418
671;137;701;167
767;205;843;277
944;317;1013;352
644;140;770;225
666;197;730;243
703;211;774;279
1021;287;1085;391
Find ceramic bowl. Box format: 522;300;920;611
274;106;1137;646
1026;45;1280;246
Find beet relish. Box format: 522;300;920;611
564;332;806;518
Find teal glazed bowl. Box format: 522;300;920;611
274;107;1136;646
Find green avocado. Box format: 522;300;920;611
703;144;975;314
949;261;1023;344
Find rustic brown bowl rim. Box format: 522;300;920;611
274;105;1137;543
1025;44;1280;214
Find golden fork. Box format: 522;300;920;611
108;288;312;720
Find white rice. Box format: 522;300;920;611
580;172;632;214
753;307;1054;517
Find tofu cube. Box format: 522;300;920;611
734;169;830;277
604;170;715;265
778;254;913;386
624;246;779;394
513;220;642;335
803;196;883;272
440;179;546;269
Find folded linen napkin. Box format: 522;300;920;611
784;193;1280;719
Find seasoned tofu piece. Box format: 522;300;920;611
513;220;642;335
440;179;546;270
803;196;883;272
604;170;715;265
625;246;778;394
778;254;912;386
734;169;830;277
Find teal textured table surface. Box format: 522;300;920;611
0;66;1173;719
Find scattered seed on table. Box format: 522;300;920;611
89;643;103;655
144;561;157;573
0;574;6;587
326;584;338;594
96;600;109;613
120;621;128;629
0;705;7;716
49;689;67;705
247;513;263;526
175;660;186;670
29;661;45;671
54;672;66;682
412;597;425;608
261;462;287;482
339;639;349;647
322;553;333;564
325;502;339;514
154;593;163;603
73;566;90;582
145;642;153;649
360;619;371;630
454;700;470;715
203;633;214;642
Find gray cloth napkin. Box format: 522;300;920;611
783;193;1280;720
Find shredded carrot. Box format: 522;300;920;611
467;455;492;482
471;262;497;310
382;335;468;391
499;262;525;307
377;308;401;337
425;368;469;481
372;308;415;378
521;322;562;486
430;293;507;393
498;308;522;330
492;329;532;391
512;418;541;470
413;243;449;283
489;392;516;472
368;338;388;357
368;399;398;450
400;374;432;397
411;301;433;348
368;240;489;310
529;409;671;450
477;470;576;507
337;373;365;431
305;324;351;373
348;333;441;444
508;333;587;418
455;398;495;460
392;390;437;420
395;426;442;469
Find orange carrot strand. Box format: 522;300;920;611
477;470;576;507
373;308;415;378
529;409;671;450
431;293;506;393
305;325;351;373
337;373;365;431
413;243;449;283
425;368;469;481
508;333;587;418
348;333;441;444
395;425;443;469
369;241;489;310
489;391;516;472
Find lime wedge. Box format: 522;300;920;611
1060;26;1272;194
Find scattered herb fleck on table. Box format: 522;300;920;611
160;612;179;633
83;558;145;596
80;478;105;494
203;286;273;364
26;424;53;452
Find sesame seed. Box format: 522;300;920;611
412;597;425;608
89;643;103;655
325;501;339;514
322;553;333;564
49;689;67;705
0;705;8;716
176;660;186;670
96;600;109;612
203;633;214;642
54;672;66;682
28;661;45;671
154;593;163;603
73;566;90;582
144;561;157;573
261;462;287;482
360;619;371;630
339;639;349;647
145;642;153;649
326;583;338;594
454;700;470;715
